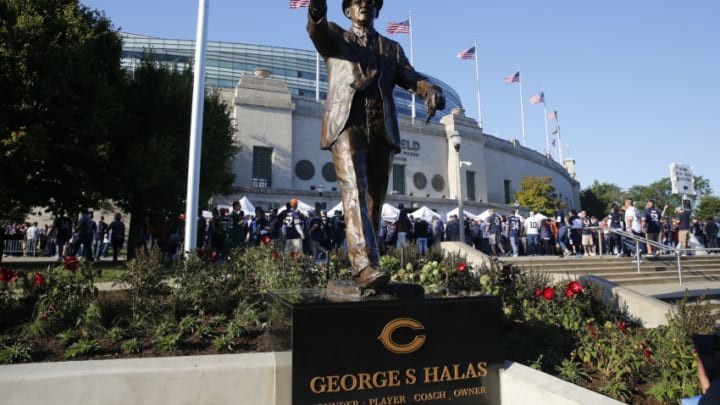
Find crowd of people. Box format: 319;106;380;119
451;198;719;261
4;197;719;264
1;211;126;263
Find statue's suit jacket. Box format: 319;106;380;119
307;14;440;153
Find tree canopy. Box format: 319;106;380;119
580;181;625;219
0;1;238;248
109;56;238;256
0;0;124;221
514;176;559;215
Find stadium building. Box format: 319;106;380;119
121;33;580;215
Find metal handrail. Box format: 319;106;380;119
596;226;720;285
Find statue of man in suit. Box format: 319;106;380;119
307;0;446;289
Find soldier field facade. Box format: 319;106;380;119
121;33;580;215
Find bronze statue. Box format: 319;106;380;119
307;0;446;289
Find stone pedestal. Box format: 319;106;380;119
267;290;503;405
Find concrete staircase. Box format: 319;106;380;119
497;254;720;287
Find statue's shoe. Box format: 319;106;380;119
354;265;390;289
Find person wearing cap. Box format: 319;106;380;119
306;0;446;289
283;199;305;255
676;205;692;254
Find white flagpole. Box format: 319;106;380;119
518;67;527;146
315;52;320;101
184;0;209;254
474;39;483;129
409;10;416;122
542;88;550;157
556;110;564;162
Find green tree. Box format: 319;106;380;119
514;176;559;215
109;56;238;257
0;0;124;220
580;181;625;219
693;195;720;220
626;176;712;215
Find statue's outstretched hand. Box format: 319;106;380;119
424;89;446;124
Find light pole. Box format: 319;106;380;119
450;131;465;245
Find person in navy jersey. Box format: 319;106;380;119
581;211;595;256
641;199;664;256
676;206;692;255
606;203;624;256
506;211;522;257
485;209;506;257
567;209;583;257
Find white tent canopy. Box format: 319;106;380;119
328;202;399;222
277;199;315;216
533;212;548;221
329;201;343;215
476;209;491;221
410;206;440;222
381;203;400;222
238;196;256;217
445;207;477;221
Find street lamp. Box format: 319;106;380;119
450;131;465;245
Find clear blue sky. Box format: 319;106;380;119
82;0;720;195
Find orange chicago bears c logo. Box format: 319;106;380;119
377;318;426;354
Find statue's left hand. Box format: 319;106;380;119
424;89;446;124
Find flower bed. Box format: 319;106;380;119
1;243;717;404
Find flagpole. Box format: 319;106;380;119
518;67;527;146
542;88;550;157
556;110;564;162
409;10;416;122
315;52;320;101
473;39;483;129
184;0;209;254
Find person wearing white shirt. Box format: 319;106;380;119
25;222;39;256
524;212;540;256
623;198;644;261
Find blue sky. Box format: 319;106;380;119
81;0;720;195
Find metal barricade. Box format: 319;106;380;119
2;238;39;257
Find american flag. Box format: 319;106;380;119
456;46;476;60
386;20;410;34
289;0;310;8
547;110;558;120
552;127;559;135
551;139;556;146
504;71;520;84
529;92;544;105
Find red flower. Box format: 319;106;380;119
210;251;218;262
642;348;653;363
290;252;299;258
63;256;80;272
534;288;541;297
261;235;271;245
619;321;627;334
586;324;598;340
0;267;18;283
33;272;44;286
457;262;467;272
272;252;279;259
541;287;554;300
565;289;575;298
567;281;584;294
